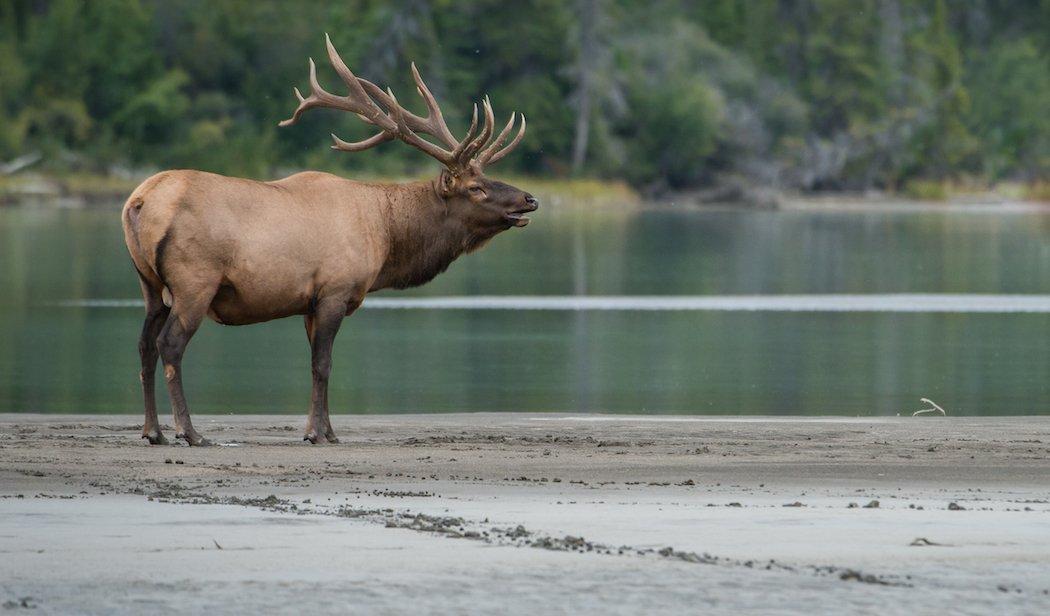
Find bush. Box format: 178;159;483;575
902;179;948;201
1024;181;1050;203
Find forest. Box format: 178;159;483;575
0;0;1047;197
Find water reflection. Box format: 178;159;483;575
0;202;1047;415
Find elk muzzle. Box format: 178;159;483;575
503;194;538;227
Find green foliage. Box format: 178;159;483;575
902;179;948;201
907;0;979;180
967;39;1050;180
0;38;27;156
111;70;190;148
622;78;724;189
0;0;1045;190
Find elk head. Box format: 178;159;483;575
280;35;537;231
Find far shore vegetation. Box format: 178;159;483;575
0;170;640;207
0;1;1047;205
3;169;1046;208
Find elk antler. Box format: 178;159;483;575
477;111;527;166
280;34;526;170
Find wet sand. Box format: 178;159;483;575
2;413;1049;614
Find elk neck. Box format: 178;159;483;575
374;178;488;290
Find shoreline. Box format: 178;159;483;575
2;171;1046;209
2;413;1049;613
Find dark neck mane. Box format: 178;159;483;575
374;181;484;290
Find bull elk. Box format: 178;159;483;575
122;35;535;446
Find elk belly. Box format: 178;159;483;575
207;280;313;326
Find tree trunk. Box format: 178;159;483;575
571;0;598;175
879;0;904;107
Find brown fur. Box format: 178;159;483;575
123;167;536;445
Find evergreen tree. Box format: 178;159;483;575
0;0;1045;189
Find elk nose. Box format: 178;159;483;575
524;194;539;210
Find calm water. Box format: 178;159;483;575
0;200;1047;415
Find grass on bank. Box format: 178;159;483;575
0;172;141;203
0;170;639;206
1023;181;1050;202
901;178;1049;203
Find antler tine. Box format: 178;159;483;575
327;41;460;161
477;112;516;163
384;87;456;165
481;114;526;165
410;62;458;148
323;34;395;131
457;96;495;165
279;58;354;127
356;70;458;149
331;131;395;152
465;103;480;140
279;37;397;133
449;103;480;163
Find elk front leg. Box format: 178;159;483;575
304;313;336;443
157;297;211;446
304;296;355;444
138;280;170;445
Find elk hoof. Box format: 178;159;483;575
176;432;210;447
303;431;328;445
142;431;169;445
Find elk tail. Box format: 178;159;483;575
122;189;165;295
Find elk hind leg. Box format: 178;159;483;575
157;293;213;446
138;278;170;444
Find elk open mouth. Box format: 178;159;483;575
504;203;537;227
503;211;531;227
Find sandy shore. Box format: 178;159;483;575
2;413;1049;614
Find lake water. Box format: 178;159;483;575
1;199;1047;415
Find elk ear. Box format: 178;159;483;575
439;169;457;197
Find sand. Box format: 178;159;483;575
2;413;1049;614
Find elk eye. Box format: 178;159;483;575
468;186;484;195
